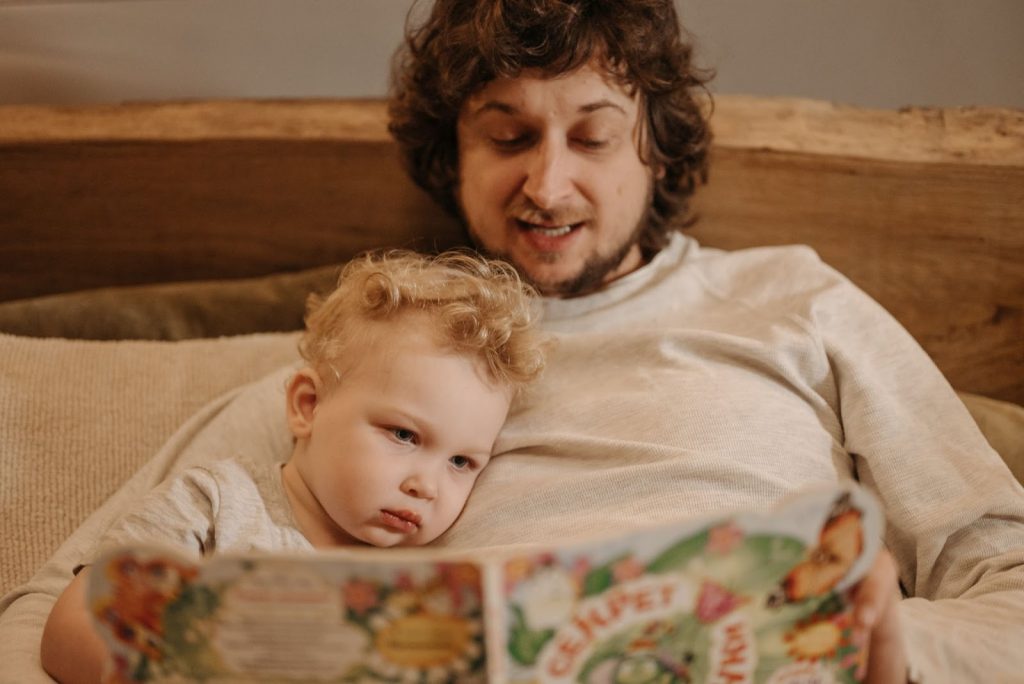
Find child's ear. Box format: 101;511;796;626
285;368;321;439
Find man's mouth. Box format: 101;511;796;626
380;509;422;533
514;218;585;237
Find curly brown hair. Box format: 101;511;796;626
388;0;713;254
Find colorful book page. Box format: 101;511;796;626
88;552;487;683
501;485;881;684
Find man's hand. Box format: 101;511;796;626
851;549;908;683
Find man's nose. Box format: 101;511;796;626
522;138;575;210
400;473;436;500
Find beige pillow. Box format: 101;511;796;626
1;330;1021;597
0;332;300;595
960;392;1024;486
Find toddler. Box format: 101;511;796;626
41;250;546;683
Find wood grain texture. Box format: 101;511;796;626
0;96;1020;401
709;95;1024;166
0;99;393;143
0;137;463;297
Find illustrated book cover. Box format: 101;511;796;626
87;483;882;683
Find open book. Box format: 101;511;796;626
87;483;882;683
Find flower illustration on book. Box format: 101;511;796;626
386;589;422;617
611;556;646;583
706;522;745;556
435;562;483;614
783;611;854;662
694;579;747;624
339;563;486;682
342;577;381;616
570;556;593;591
373;612;483;679
769;492;865;607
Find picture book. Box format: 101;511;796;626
86;483;883;683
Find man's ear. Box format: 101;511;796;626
285;368;321;439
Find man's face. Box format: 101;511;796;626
456;62;657;297
284;316;510;548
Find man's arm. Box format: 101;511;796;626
814;263;1024;682
41;568;107;684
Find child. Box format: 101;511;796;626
41;250;546;684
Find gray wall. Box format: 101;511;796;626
1;0;1021;108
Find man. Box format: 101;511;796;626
383;1;1024;682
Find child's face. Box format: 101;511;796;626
284;317;512;548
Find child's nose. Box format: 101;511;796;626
400;474;436;500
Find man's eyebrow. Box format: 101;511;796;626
470;99;627;119
471;101;519;118
578;99;627;115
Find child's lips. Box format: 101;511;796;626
380;509;422;533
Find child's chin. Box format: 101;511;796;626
362;531;415;548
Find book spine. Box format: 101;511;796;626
483;557;508;684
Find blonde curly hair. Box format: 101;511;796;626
299;250;546;392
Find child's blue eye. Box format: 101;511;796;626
392;428;417;444
449;455;473;470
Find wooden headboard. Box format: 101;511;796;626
0;96;1021;403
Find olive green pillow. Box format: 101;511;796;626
0;265;339;341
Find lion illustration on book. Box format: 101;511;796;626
767;492;864;608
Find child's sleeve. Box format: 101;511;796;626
82;465;221;568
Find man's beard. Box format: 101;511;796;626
468;217;647;298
